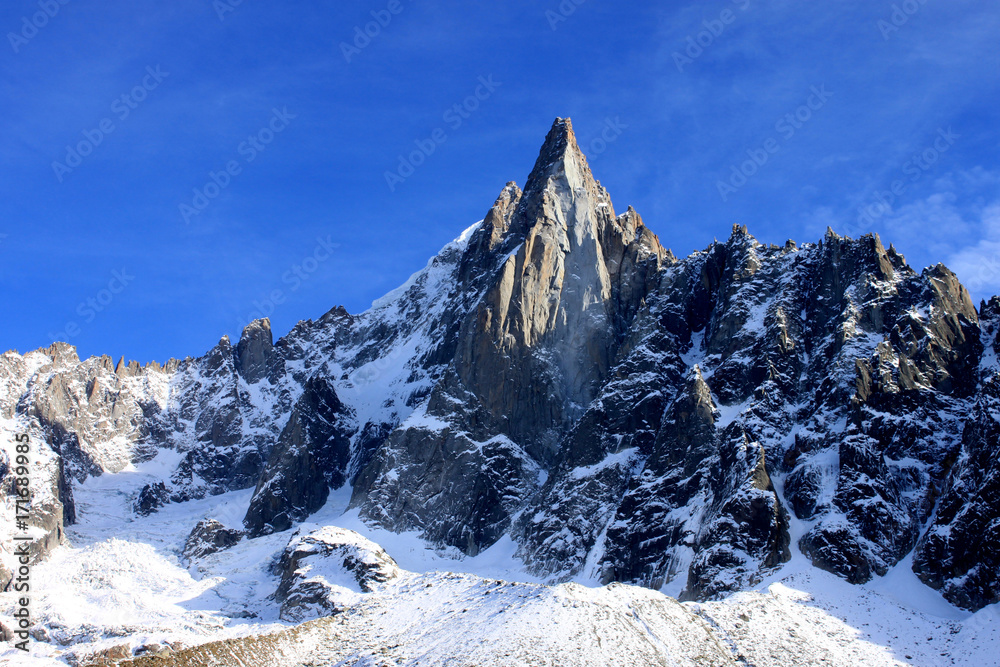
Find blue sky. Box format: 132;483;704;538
1;0;998;363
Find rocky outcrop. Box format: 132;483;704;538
182;519;245;561
236;318;280;384
353;371;541;556
167;335;257;498
273;526;401;622
134;481;170;516
20;342;168;482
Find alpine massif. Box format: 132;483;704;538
2;119;998;665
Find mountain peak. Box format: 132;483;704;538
544;116;575;150
522;117;594;199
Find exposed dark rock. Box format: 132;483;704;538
273;526;401;622
135;482;170;516
244;376;354;536
913;364;1000;610
236;318;279;384
354;370;539;556
182;519;245;561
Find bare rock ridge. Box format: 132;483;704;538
1;117;998;612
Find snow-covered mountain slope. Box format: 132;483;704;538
2;117;1000;663
2;471;996;666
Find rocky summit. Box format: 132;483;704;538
2;117;998;621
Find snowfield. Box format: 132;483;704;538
1;452;996;666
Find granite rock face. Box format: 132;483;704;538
453;120;668;462
2;118;999;610
353;369;542;556
236;318;280;384
244;376;354;536
352;119;671;560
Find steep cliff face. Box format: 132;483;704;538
511;224;965;597
244;376;353;535
911;297;1000;610
2;118;999;611
454;119;668;460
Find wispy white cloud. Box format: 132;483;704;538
946;202;1000;301
883;191;976;261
